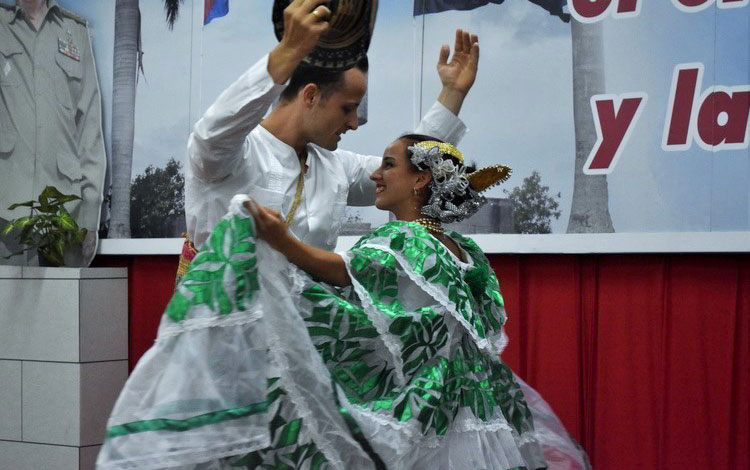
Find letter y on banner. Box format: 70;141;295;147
584;93;648;175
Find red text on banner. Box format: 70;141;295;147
569;0;642;23
570;0;747;22
663;63;750;152
671;0;748;13
584;93;648;175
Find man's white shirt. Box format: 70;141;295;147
186;54;467;250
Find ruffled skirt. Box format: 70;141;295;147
97;201;589;470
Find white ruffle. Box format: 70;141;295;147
97;321;270;469
340;401;546;470
97;426;270;470
256;243;377;470
158;305;264;339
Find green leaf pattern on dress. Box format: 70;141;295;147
228;378;329;470
297;221;533;437
167;215;260;323
160;216;535;465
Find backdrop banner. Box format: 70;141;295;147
22;0;748;251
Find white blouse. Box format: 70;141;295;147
186;54;467;250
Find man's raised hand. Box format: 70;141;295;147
269;0;332;84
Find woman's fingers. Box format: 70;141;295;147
243;199;259;216
245;198;287;242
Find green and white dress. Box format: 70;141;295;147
97;196;588;470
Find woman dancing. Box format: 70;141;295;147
97;136;588;469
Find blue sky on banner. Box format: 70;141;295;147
56;0;749;233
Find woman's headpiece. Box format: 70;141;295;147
408;141;511;223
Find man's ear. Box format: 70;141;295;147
301;83;320;107
414;170;432;192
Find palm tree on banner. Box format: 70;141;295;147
109;0;141;238
164;0;183;29
415;0;613;233
522;2;615;232
108;0;184;238
567;19;613;233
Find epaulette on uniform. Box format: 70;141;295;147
59;6;88;26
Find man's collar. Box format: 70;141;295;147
9;3;21;23
46;0;63;26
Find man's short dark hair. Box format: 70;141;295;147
279;56;368;102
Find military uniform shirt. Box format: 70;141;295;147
0;0;106;232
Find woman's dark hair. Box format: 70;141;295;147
398;134;476;210
279;56;369;102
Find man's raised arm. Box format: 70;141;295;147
187;0;332;182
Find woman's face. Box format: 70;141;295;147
370;139;426;217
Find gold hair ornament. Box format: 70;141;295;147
414;141;465;163
467;165;512;192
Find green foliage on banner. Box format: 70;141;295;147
504;171;561;234
130;158;185;238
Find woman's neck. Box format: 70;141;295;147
392;206;421;223
397;213;465;262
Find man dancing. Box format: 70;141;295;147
184;0;480;261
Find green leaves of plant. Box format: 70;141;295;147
3;186;86;265
7;200;35;210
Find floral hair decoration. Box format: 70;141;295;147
408;141;512;224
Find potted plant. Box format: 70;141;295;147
2;186;88;267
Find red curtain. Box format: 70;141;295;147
101;253;750;470
494;254;749;469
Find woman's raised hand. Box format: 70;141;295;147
436;29;480;115
438;29;479;96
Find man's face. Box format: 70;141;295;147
306;68;367;151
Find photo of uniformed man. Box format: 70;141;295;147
0;0;106;266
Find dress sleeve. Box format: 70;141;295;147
187;54;288;182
